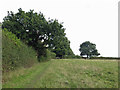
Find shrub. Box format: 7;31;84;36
2;29;38;72
38;49;56;62
73;55;82;59
50;51;56;59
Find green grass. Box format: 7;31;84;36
2;59;118;88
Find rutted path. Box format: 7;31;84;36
2;59;118;88
24;61;52;88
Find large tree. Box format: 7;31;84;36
2;8;74;59
2;8;47;47
79;41;100;58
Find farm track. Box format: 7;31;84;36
2;59;118;88
24;61;52;88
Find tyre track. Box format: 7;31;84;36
24;61;52;88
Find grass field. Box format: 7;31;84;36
2;59;118;88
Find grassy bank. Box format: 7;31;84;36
2;59;118;88
2;29;57;73
2;29;38;72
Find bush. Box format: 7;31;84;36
38;49;56;62
50;51;56;59
62;55;81;59
2;29;38;72
72;55;81;59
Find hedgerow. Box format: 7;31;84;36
2;29;38;72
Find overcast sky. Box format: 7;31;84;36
0;0;118;57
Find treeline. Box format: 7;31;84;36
2;8;75;72
90;57;120;60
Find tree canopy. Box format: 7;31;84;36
2;8;74;59
79;41;100;58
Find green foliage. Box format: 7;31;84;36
63;55;82;59
2;28;21;47
38;49;56;62
2;29;38;72
73;55;82;59
50;51;56;59
90;57;119;60
79;41;100;58
2;8;74;59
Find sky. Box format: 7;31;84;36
0;0;119;57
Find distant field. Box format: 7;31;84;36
2;59;118;88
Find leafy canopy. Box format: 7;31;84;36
2;8;74;59
79;41;100;58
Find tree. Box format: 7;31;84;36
2;8;49;58
2;8;74;59
79;41;100;58
44;18;74;58
51;36;74;58
2;8;47;46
